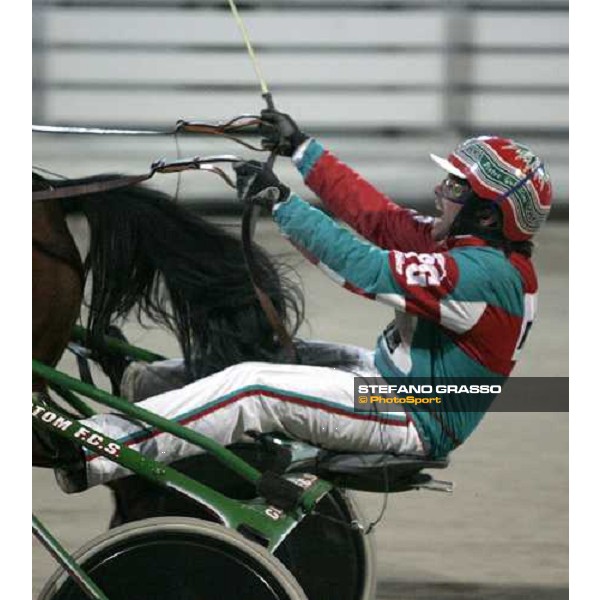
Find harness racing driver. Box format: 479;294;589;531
44;110;552;492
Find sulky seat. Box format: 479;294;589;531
312;452;449;493
248;433;451;494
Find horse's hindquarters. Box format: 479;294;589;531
32;200;83;380
33;246;82;371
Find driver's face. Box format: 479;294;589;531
431;176;471;241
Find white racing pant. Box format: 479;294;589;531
81;354;425;488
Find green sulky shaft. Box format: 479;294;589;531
33;393;327;549
71;325;165;363
32;359;262;485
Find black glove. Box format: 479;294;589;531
259;109;309;157
234;160;291;211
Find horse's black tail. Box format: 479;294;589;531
58;174;305;378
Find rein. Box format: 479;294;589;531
32;115;266;202
33;0;300;362
34;110;298;359
33;115;265;151
240;92;298;363
32;155;241;202
241;201;297;363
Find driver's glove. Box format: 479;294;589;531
234;160;291;212
259;109;309;157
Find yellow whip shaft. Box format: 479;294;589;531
226;2;294;359
226;0;271;102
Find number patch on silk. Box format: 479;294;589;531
395;252;447;287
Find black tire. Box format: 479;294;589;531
38;518;308;600
108;452;376;600
276;489;376;600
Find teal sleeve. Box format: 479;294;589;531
293;139;326;179
273;193;401;297
272;193;522;323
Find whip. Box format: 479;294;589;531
225;0;297;361
225;0;275;113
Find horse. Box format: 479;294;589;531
32;169;305;515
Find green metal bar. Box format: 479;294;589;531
32;395;327;550
49;383;97;418
32;397;246;525
32;515;110;600
71;325;166;363
33;359;262;485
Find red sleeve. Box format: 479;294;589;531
305;150;437;253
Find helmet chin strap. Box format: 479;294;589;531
447;194;504;243
445;163;543;241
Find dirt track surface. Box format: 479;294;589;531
32;219;568;599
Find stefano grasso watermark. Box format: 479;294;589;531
353;378;568;413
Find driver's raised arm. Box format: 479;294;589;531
260;109;436;253
273;191;494;336
233;160;491;328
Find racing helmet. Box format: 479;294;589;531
430;136;552;241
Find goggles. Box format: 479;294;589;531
438;164;544;206
437;176;473;205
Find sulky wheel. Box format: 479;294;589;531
275;489;376;600
107;452;376;600
38;517;308;600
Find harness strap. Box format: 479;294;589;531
32;155;241;202
239;92;298;363
68;343;96;388
32;174;151;202
241;202;298;362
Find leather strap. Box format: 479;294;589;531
32;173;151;202
33;115;266;150
32;155;240;202
240;92;297;362
241;202;297;362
